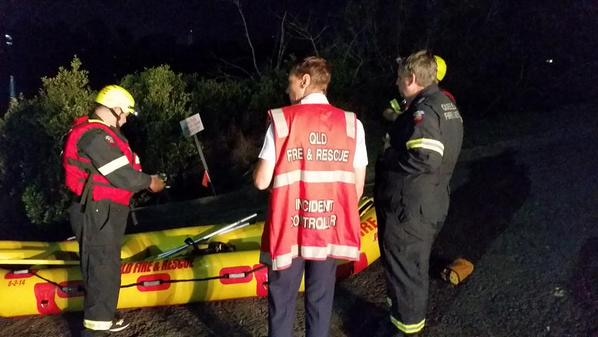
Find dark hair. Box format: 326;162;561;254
289;56;332;91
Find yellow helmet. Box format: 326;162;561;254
95;85;137;116
434;55;447;82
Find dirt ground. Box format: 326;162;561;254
1;104;597;336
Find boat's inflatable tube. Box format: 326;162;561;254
0;197;379;317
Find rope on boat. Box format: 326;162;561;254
6;263;268;295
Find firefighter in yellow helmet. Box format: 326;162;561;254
63;85;165;336
95;84;138;116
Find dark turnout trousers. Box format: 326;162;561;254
70;200;128;330
374;83;462;335
268;258;337;337
374;176;443;335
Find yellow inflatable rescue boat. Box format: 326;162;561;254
0;197;379;317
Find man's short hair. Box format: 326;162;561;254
398;50;437;88
290;56;332;92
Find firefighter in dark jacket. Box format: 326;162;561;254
63;85;165;336
374;50;463;337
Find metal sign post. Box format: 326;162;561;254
180;113;216;195
193;134;216;195
5;34;16;105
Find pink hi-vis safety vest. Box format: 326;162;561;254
260;104;361;270
63;116;142;206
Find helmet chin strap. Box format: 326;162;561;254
108;108;123;128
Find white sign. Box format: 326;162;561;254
180;113;204;137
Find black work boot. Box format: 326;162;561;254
80;329;108;337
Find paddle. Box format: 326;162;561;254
0;213;259;267
152;213;258;260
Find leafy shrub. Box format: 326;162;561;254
119;66;206;202
0;57;93;228
21;184;70;226
186;71;287;191
188;76;253;136
121;65;195;176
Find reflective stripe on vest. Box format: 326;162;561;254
272;169;356;188
345;111;356;139
261;243;361;270
271;108;356;140
270;108;288;138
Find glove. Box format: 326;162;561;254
149;174;166;193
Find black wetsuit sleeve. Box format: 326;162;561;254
78;129;151;193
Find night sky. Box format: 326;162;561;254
1;1;347;111
0;1;596;113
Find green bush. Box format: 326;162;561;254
21;184;70;226
121;65;195;176
0;57;93;228
186;71;288;190
188;76;253;136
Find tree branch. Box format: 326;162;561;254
286;14;328;56
275;11;288;70
210;50;255;80
233;0;261;77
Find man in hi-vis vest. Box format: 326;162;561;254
254;56;368;337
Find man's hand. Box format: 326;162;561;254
149;175;166;193
382;108;399;122
383;133;391;151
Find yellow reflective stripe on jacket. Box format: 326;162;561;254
84;319;113;331
270;108;288;138
406;138;444;156
390;316;425;334
98;155;129;175
272;170;356;188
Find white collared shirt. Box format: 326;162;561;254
258;93;368;168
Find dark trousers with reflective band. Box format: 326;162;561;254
375;198;440;334
70;200;128;329
268;257;337;337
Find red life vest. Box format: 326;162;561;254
63;116;142;206
260;104;361;270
